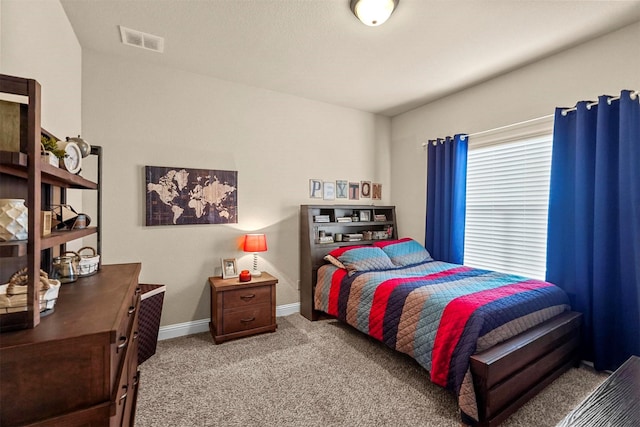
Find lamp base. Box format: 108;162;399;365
250;269;262;277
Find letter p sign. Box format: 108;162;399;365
309;179;323;198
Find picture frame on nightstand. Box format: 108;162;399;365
221;258;238;279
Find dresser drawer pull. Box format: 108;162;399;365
117;336;128;350
133;374;139;386
133;331;139;341
128;305;136;315
240;316;256;323
240;294;255;301
119;385;128;402
135;287;141;296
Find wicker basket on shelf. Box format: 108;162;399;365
77;247;100;277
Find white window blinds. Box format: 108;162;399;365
464;117;553;280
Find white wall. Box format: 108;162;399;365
1;0;81;139
81;50;391;326
390;21;640;242
1;0;84;233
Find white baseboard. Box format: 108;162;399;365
276;302;300;317
157;318;210;341
157;302;300;341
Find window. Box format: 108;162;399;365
464;117;553;280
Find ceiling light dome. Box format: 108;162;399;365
350;0;399;27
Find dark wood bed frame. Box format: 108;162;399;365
299;204;582;427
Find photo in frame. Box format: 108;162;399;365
221;258;238;279
359;210;371;222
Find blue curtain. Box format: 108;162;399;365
425;134;468;264
546;90;640;371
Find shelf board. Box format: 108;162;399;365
313;221;394;227
42;227;97;250
0;227;97;258
0;150;97;189
312;239;395;248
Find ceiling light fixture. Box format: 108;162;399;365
350;0;399;27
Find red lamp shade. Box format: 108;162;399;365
243;234;267;253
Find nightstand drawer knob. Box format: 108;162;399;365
240;316;256;323
240;294;255;301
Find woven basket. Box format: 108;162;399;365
77;247;100;277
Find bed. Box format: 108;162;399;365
301;232;581;426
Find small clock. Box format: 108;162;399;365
57;141;82;174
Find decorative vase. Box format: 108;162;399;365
0;199;28;241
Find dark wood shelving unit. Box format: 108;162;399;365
0;74;101;330
1;74;139;426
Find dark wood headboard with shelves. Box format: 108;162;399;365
299;204;397;320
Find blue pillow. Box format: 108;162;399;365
334;246;396;276
373;238;433;266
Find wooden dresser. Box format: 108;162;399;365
0;263;142;426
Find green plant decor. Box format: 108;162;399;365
41;134;65;159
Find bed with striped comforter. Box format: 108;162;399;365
314;246;570;422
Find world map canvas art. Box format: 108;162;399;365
145;165;238;226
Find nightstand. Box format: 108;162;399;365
208;272;278;344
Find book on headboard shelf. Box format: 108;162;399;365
314;215;330;223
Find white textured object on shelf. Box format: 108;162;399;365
0;198;28;241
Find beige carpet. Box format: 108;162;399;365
136;314;607;427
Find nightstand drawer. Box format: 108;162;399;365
222;304;272;334
223;286;271;309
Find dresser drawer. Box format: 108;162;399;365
223;285;271;309
111;292;139;388
111;302;140;427
222;304;272;334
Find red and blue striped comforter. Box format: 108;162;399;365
314;260;570;421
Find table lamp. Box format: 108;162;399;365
243;233;267;277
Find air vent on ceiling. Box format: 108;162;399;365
119;25;164;53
